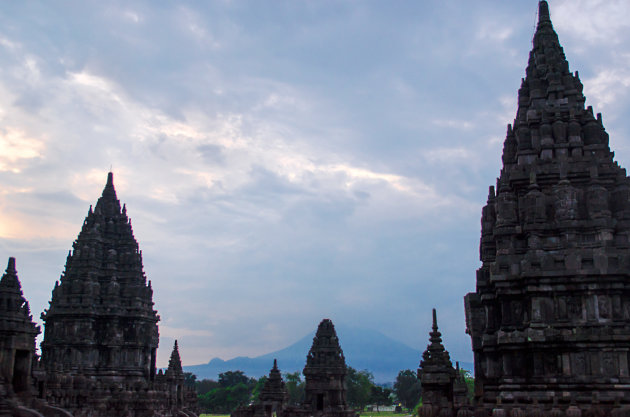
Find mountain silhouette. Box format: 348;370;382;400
184;323;473;383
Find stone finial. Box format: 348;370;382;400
538;1;550;24
0;257;21;291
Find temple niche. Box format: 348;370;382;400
465;0;630;413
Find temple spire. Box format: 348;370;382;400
0;257;39;328
423;308;450;364
167;340;183;375
0;257;19;290
538;1;550;25
94;171;122;216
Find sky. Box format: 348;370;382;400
1;0;630;370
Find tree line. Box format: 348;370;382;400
190;368;472;414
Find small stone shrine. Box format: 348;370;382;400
232;359;288;417
232;319;357;417
465;0;630;413
258;359;288;413
417;309;469;416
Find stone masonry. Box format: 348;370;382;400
465;1;630;412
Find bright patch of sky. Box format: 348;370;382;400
0;1;629;368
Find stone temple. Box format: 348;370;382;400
233;319;357;417
417;309;468;414
0;173;198;417
464;0;630;413
41;172;159;383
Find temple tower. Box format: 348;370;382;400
0;258;40;396
418;309;463;410
166;340;185;408
302;319;355;417
465;0;630;409
259;359;288;408
40;172;159;382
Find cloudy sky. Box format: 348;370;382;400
1;0;630;369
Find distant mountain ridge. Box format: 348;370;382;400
184;324;473;383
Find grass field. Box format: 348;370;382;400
201;412;410;417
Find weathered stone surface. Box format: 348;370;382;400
465;0;630;411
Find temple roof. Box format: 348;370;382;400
419;309;454;372
500;0;611;170
167;340;183;376
43;172;156;319
259;359;287;403
304;319;346;371
0;257;40;336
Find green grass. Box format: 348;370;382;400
360;411;411;417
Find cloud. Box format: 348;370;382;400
1;1;628;370
582;64;630;111
554;0;630;46
0;128;45;172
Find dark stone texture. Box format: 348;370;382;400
465;0;630;412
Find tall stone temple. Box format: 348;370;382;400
41;172;159;382
465;0;630;412
0;173;198;417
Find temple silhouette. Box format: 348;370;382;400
418;1;630;416
0;174;197;416
2;1;630;416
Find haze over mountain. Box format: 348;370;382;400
184;323;473;383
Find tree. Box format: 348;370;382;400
346;367;374;410
251;376;268;402
219;370;251;388
459;368;474;401
393;369;422;410
196;378;220;395
284;372;305;406
184;372;197;387
198;382;252;413
197;370;260;414
370;385;393;410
